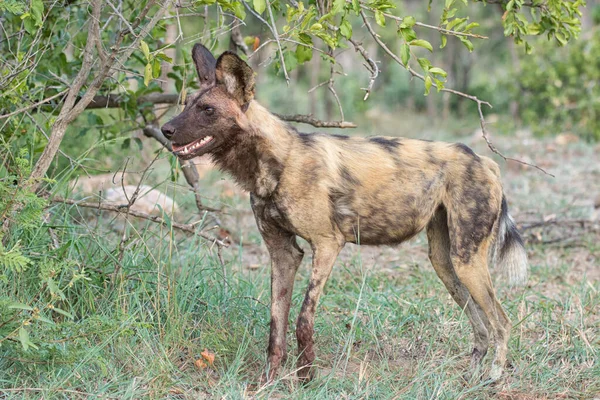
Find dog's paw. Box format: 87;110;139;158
489;364;504;382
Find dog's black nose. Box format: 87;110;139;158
161;124;175;139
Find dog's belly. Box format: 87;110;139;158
331;189;440;245
336;204;431;245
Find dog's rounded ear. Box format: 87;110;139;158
192;43;217;90
215;52;255;107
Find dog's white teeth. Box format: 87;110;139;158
177;136;213;155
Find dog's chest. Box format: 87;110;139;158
251;194;298;236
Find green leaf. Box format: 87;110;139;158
424;75;432;95
410;39;433;52
19;327;30;351
340;19;352;39
417;57;432;71
429;67;447;77
375;10;385;27
144;63;152;87
8;302;33;311
52;307;74;319
464;22;480;31
30;0;44;26
152;58;161;79
400;43;410;66
399;27;417;42
46;278;66;300
253;0;266;14
331;0;345;14
296;44;313;64
36;315;55;325
232;1;246;19
400;15;416;29
440;34;447;48
156;53;173;63
555;31;567;46
140;40;150;61
22;16;36;35
282;50;298;72
458;36;474;52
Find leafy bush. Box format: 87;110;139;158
517;32;600;140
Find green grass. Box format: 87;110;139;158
1;208;598;399
1;120;599;399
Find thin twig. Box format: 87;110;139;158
521;218;597;231
0;90;68;120
327;52;345;121
359;10;554;177
106;0;137;37
267;0;289;84
358;4;488;40
86;94;357;128
50;196;228;247
243;0;289;83
274;113;357;128
347;38;378;101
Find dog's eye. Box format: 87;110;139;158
202;106;214;115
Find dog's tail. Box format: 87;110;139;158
492;195;528;286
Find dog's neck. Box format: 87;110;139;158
212;101;294;198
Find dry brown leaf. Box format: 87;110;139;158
201;348;215;366
195;358;207;369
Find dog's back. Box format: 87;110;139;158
276;132;503;247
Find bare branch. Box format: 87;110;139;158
476;101;555;177
359;10;554;177
28;0;176;190
88;93;181;109
50;195;228;247
229;19;249;55
266;0;289;84
347;38;378;101
86;93;357;128
274;113;357;128
27;0;103;189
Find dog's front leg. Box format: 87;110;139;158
251;198;304;382
296;237;344;381
264;233;303;381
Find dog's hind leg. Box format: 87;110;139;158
450;244;512;382
426;207;491;374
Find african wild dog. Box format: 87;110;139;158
161;43;528;383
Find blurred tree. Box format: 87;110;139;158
517;28;600;140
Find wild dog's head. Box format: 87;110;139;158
161;44;255;160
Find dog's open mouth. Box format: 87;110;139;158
172;136;214;157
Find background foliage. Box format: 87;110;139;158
0;0;599;397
